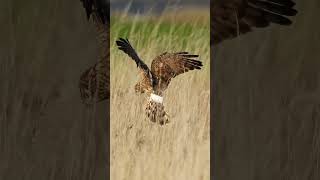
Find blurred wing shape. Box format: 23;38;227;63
79;0;109;104
116;38;153;82
80;0;109;24
151;52;203;84
79;60;109;104
211;0;298;45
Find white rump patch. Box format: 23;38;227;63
150;93;163;104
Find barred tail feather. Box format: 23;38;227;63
145;101;169;125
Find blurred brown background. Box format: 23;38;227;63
213;1;320;179
0;0;108;179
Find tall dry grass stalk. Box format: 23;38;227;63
110;9;210;180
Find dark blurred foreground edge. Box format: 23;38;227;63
79;0;110;179
0;0;110;179
209;0;320;180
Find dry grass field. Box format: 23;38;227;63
110;9;210;180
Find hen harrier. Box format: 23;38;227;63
116;38;203;124
78;0;297;105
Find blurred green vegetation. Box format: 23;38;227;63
110;11;210;57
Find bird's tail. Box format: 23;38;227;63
145;100;169;125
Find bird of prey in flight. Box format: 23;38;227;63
116;38;203;124
78;0;298;110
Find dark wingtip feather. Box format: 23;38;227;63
268;0;296;8
116;37;130;48
176;51;188;54
253;0;298;16
182;54;199;58
247;0;297;26
184;58;203;71
264;12;293;25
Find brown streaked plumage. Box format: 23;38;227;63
79;1;110;105
116;38;203;124
145;101;169;125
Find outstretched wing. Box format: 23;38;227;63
211;0;298;45
116;38;153;83
151;52;203;84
